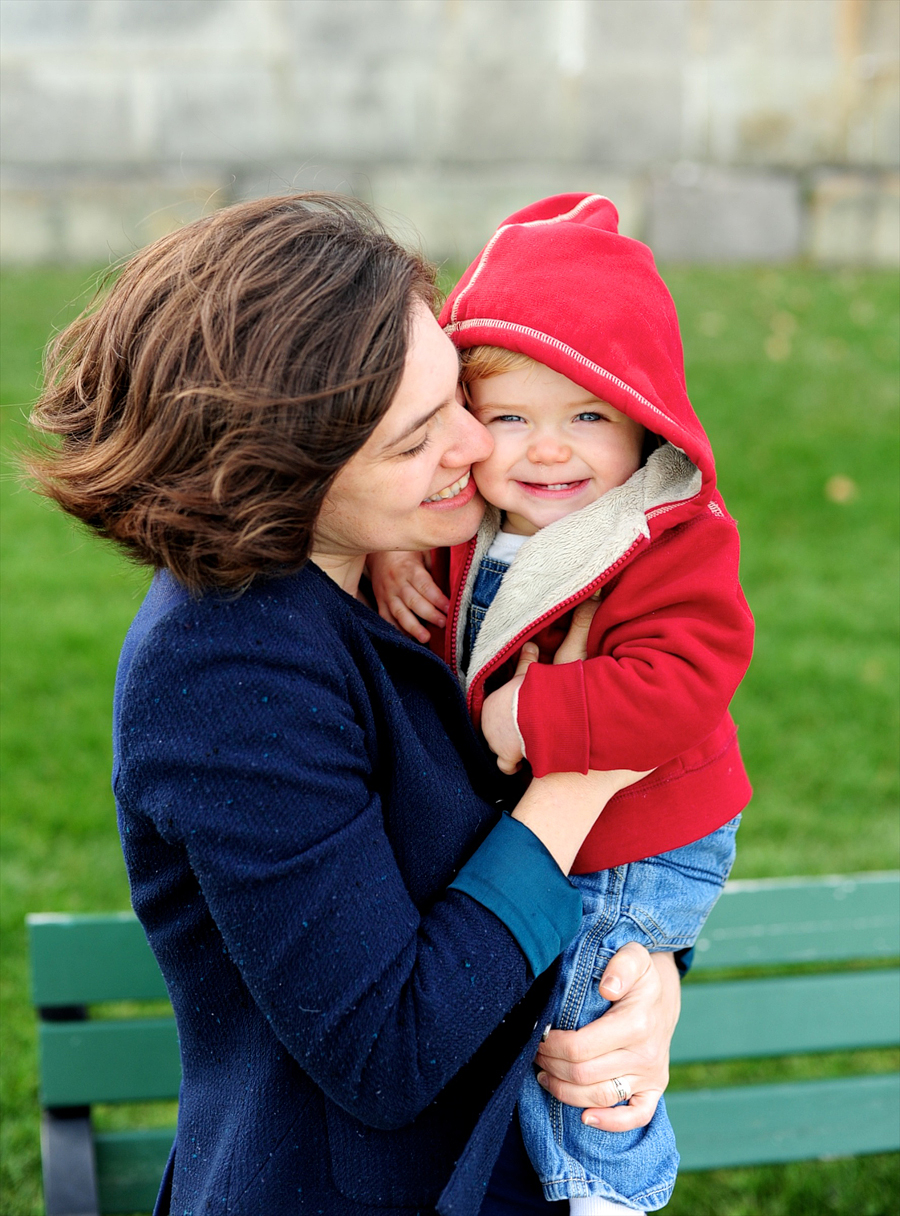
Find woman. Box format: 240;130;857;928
29;194;681;1215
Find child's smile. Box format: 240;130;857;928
467;362;646;536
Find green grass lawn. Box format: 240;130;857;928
1;263;898;1214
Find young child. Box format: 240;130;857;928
370;194;754;1214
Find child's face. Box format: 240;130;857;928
467;362;646;536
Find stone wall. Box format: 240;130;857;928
1;0;897;264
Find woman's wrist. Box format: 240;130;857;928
448;812;582;976
511;770;620;874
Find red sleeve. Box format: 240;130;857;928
515;514;754;775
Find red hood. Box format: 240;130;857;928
439;193;715;508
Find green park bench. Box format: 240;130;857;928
29;872;900;1215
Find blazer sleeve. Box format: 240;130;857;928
116;616;577;1131
516;513;754;775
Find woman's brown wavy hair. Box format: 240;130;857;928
27;193;436;592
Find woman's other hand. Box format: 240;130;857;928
482;595;601;773
368;550;450;643
534;944;680;1131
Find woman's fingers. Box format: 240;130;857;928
597;939;654;1000
582;1088;664;1132
535;1039;636;1087
536;1064;634;1105
553;595;601;665
537;943;657;1073
535;1060;664;1130
534;942;674;1122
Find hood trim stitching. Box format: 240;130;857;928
448;196;610;324
445;317;677;430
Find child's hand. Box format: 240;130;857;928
367;551;450;644
482;596;602;774
481;644;537;774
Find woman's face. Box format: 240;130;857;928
313;303;492;564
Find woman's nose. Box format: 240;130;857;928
443;404;493;467
528;434;571;464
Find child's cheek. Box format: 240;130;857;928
471;460;497;491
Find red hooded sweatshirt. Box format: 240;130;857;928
434;194;754;874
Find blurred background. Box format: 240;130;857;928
1;2;898;1214
1;0;898;266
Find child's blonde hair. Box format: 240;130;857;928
458;345;537;402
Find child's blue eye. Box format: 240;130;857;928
496;414;525;423
575;411;605;422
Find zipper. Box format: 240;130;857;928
449;537;478;677
465;534;648;714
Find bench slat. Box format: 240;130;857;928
28;877;900;1211
95;1129;174;1214
673;968;900;1062
28;914;168;1007
39;1019;181;1107
669;1073;900;1170
693;873;900;969
88;1080;900;1208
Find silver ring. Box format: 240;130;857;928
611;1076;629;1105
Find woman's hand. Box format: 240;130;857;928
511;766;651;874
534;944;680;1131
482;595;601;773
368;550;450;643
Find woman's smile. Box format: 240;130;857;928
423;470;475;505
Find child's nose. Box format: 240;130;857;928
528;435;571;464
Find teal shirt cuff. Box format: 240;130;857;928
449;813;582;977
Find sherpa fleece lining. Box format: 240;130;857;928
460;443;701;690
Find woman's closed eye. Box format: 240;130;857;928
398;433;431;458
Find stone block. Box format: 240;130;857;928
580;68;685;165
591;0;688;56
0;62;134;163
809;170;900;266
425;1;579;163
154;68;283;161
647;166;802;262
367;165;644;263
0;170;230;263
0;0;897;265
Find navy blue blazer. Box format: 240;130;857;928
113;562;580;1215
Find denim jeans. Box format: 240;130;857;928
517;815;741;1210
465;557;509;670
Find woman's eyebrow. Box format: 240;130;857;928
381;399;453;451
